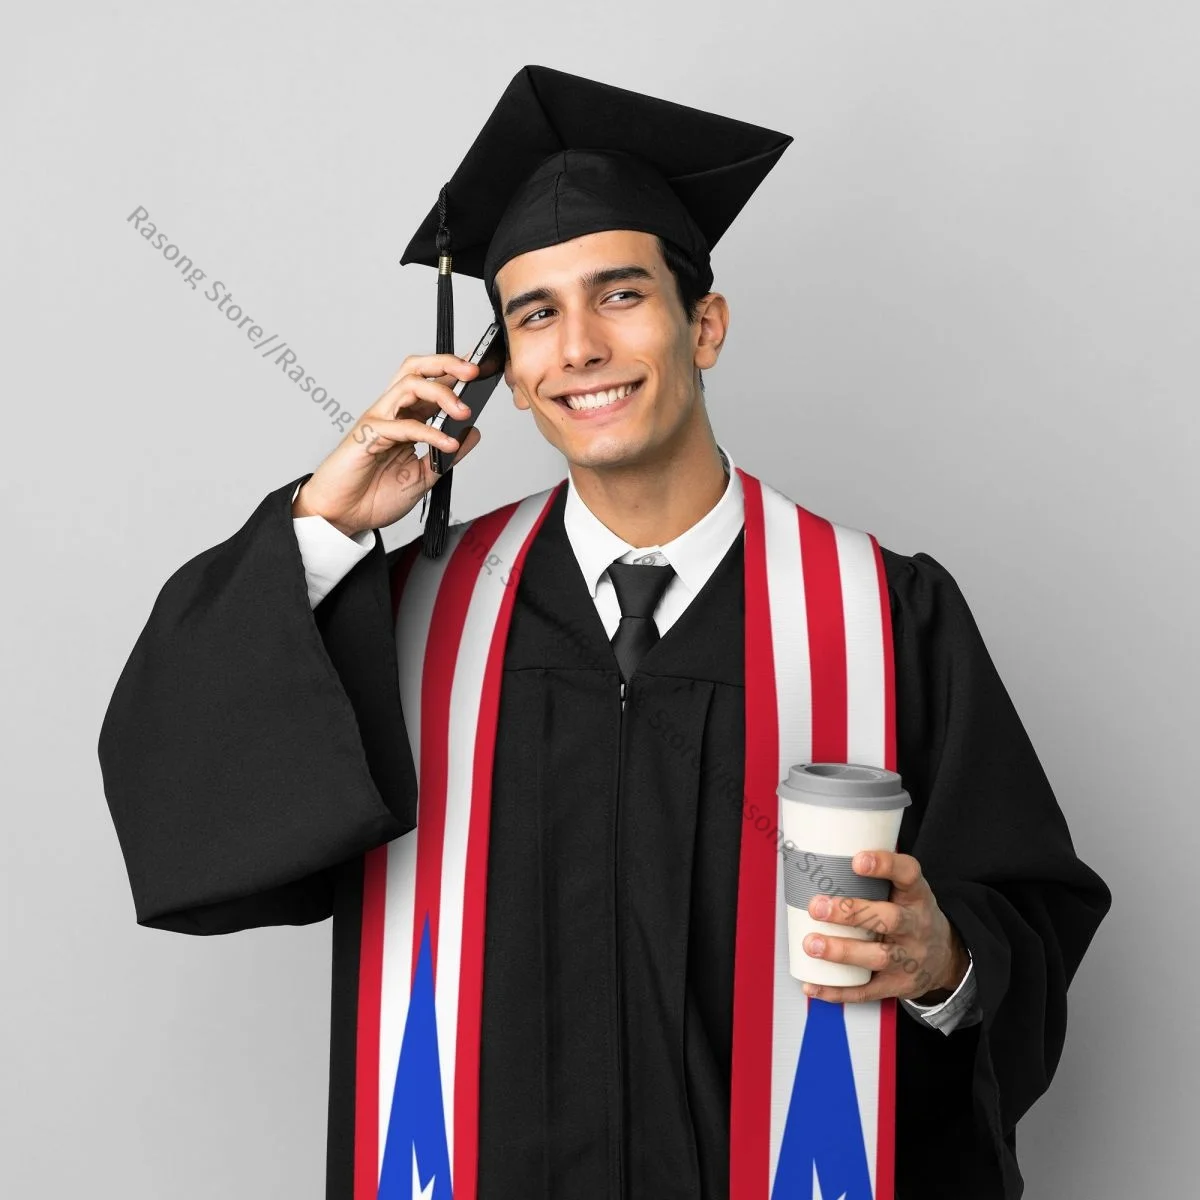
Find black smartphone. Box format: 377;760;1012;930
429;322;505;475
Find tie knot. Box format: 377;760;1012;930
607;559;676;620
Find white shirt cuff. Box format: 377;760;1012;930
291;481;374;608
899;947;982;1035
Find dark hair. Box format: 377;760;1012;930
655;235;711;324
656;235;710;392
487;234;713;392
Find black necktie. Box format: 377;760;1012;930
607;559;676;687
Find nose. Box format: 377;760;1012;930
557;305;609;374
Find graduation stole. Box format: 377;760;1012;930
355;468;898;1200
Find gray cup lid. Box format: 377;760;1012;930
777;762;911;811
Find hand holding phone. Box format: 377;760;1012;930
291;349;485;538
429;322;504;476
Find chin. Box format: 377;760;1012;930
563;433;648;470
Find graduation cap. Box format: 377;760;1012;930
400;64;793;558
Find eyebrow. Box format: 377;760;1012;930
502;264;655;320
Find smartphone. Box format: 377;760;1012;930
429;321;505;475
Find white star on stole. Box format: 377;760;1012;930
812;1159;849;1200
412;1144;436;1200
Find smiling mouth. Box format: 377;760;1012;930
554;380;643;412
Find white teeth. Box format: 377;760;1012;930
563;382;637;410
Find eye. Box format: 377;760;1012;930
518;290;643;327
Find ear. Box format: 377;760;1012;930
693;292;729;372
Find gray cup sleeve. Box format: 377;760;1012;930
783;848;891;910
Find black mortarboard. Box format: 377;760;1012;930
400;64;793;557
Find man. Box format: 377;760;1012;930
98;66;1110;1199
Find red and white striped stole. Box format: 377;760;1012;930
354;467;897;1200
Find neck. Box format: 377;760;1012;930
567;417;728;549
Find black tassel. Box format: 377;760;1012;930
421;183;455;559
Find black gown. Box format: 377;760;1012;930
98;473;1111;1200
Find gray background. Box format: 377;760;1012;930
2;1;1192;1196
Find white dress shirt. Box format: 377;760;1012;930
290;447;981;1035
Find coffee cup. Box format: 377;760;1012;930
777;763;911;987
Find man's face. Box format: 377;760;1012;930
496;229;725;472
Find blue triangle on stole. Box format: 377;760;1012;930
771;998;874;1200
377;913;453;1199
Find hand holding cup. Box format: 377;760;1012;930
778;763;970;1005
797;848;971;1006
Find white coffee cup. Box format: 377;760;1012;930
778;763;911;987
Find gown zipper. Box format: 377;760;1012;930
613;677;627;1199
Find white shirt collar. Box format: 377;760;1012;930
563;443;745;599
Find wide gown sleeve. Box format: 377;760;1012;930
887;548;1112;1197
97;473;418;936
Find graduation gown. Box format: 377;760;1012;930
98;473;1111;1200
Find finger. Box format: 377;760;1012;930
350;416;460;456
853;850;924;892
802;934;935;1002
809;894;905;937
382;425;482;499
801;975;905;1004
386;355;479;391
803;932;894;973
429;423;483;475
373;374;475;424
